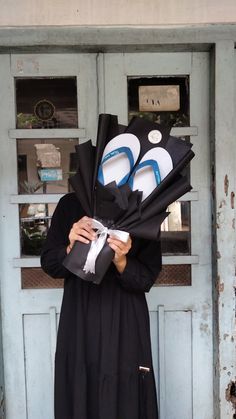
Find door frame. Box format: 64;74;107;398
0;29;235;418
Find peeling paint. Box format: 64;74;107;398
200;323;210;336
0;386;4;419
225;381;236;407
231;191;235;209
223;333;229;340
219;199;226;208
216;275;225;293
232;218;235;230
217;250;221;259
224;174;229;196
217;211;225;224
218;282;224;292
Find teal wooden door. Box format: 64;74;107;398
102;52;213;419
0;52;213;419
0;53;98;419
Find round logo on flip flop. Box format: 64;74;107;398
148;130;162;144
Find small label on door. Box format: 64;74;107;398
139;85;180;112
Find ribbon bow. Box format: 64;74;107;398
83;219;129;274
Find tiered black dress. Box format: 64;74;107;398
41;193;161;419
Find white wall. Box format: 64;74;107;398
0;0;236;26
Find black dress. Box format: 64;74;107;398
41;193;161;419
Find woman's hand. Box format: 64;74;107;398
67;216;96;254
107;235;132;273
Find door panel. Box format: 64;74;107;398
0;53;98;418
23;314;54;419
103;52;213;419
150;309;193;419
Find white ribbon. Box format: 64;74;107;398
83;219;129;274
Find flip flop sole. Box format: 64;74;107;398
98;133;140;186
131;147;173;201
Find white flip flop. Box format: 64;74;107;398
128;147;173;201
97;133;140;186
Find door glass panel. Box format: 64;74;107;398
128;76;189;127
128;76;191;182
16;77;78;129
155;265;191;286
17;138;78;194
128;76;191;286
21;268;63;289
161;201;191;255
20;203;56;256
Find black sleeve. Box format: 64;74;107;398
40;195;76;279
116;237;162;293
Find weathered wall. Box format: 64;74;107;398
0;0;236;26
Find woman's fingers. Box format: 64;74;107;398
107;236;132;257
69;217;96;245
107;236;132;272
68;217;132;260
70;230;93;244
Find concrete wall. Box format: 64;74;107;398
0;0;236;26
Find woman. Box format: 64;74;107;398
41;192;162;419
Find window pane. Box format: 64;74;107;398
128;77;191;181
128;76;191;265
128;76;189;127
20;203;56;256
161;201;191;255
17;138;78;194
16;77;78;129
155;265;191;286
21;268;63;289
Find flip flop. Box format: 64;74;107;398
128;148;173;201
97;133;140;186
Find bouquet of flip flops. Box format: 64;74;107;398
63;114;194;284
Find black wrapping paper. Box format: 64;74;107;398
63;114;194;284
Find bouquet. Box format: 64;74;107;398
63;114;194;284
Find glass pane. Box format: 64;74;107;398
17;138;78;194
16;77;78;128
22;268;63;289
128;76;189;127
20;203;56;256
161;201;191;255
155;265;191;286
128;77;191;260
128;77;191;181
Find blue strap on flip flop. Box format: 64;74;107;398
128;159;162;191
98;146;135;186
